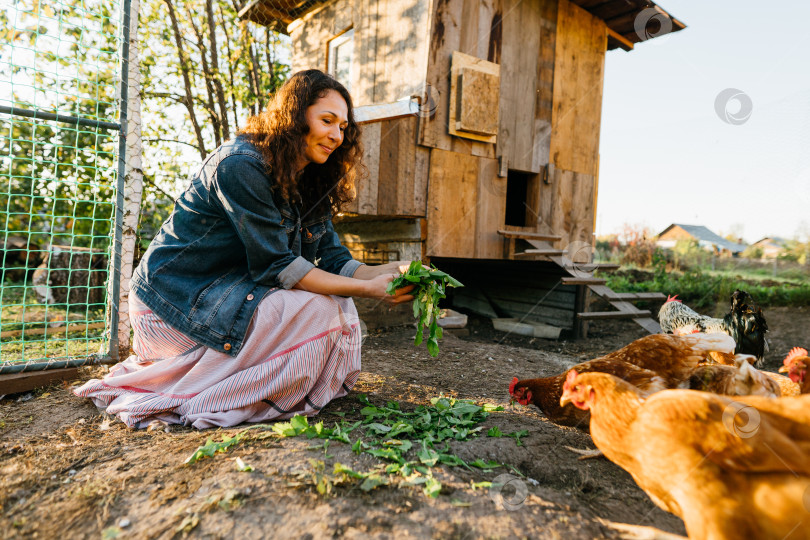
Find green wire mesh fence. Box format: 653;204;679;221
0;0;130;372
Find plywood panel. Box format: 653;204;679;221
549;0;607;176
426;148;478;257
474;157;505;258
495;0;556;174
535;166;595;248
533;0;558;172
419;0;500;159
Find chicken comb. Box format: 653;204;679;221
783;347;809;365
666;295;681;303
564;370;578;389
509;376;519;395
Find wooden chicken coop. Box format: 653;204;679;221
239;0;684;337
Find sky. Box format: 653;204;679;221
596;0;810;244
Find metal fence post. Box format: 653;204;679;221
117;0;144;361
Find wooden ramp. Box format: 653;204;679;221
499;230;664;337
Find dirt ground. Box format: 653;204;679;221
1;305;806;540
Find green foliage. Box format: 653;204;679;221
0;1;119;251
607;267;810;310
387;260;463;357
185;432;245;464
137;0;292;248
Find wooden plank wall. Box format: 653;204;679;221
425;148;479;257
498;0;557;174
420;0;557;170
538;167;596;247
529;0;606;247
425;148;504;258
290;0;353;73
345;116;429;216
291;0;431;108
548;0;606;177
419;0;499;158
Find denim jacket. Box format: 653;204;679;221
131;136;363;356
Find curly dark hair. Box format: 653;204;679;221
238;69;364;216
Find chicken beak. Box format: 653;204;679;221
559;391;572;407
778;365;789;374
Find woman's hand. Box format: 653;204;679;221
353;260;417;281
364;273;415;305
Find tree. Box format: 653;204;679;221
137;0;290;229
0;1;120;255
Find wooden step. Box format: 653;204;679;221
514;249;565;257
498;229;562;242
577;310;652;321
604;292;668;302
561;277;607;286
592;263;620;272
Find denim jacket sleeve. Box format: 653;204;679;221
212;154;314;289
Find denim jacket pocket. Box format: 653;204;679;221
302;220;326;243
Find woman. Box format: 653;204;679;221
75;70;414;429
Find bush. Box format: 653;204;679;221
605;267;810;310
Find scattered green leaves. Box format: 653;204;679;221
274;395;507;498
386;260;463;357
181;394;517;501
507;430;529;447
185;433;245;464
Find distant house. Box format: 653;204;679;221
656;224;747;255
751;237;789;258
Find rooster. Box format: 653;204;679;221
509;333;735;429
658;289;768;365
779;347;810;394
560;371;810;540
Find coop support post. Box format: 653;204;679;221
108;0;134;362
117;0;144;361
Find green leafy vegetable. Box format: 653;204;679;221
270;395;508;498
185;433;245;464
386;260;463;357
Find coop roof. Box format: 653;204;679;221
238;0;686;50
659;224;747;254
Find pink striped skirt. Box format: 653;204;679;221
73;290;362;429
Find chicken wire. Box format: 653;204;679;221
0;0;131;372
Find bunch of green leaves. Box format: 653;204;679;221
386;260;463;357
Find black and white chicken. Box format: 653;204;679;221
658;289;769;366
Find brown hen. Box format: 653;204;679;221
509;333;735;428
561;371;810;540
